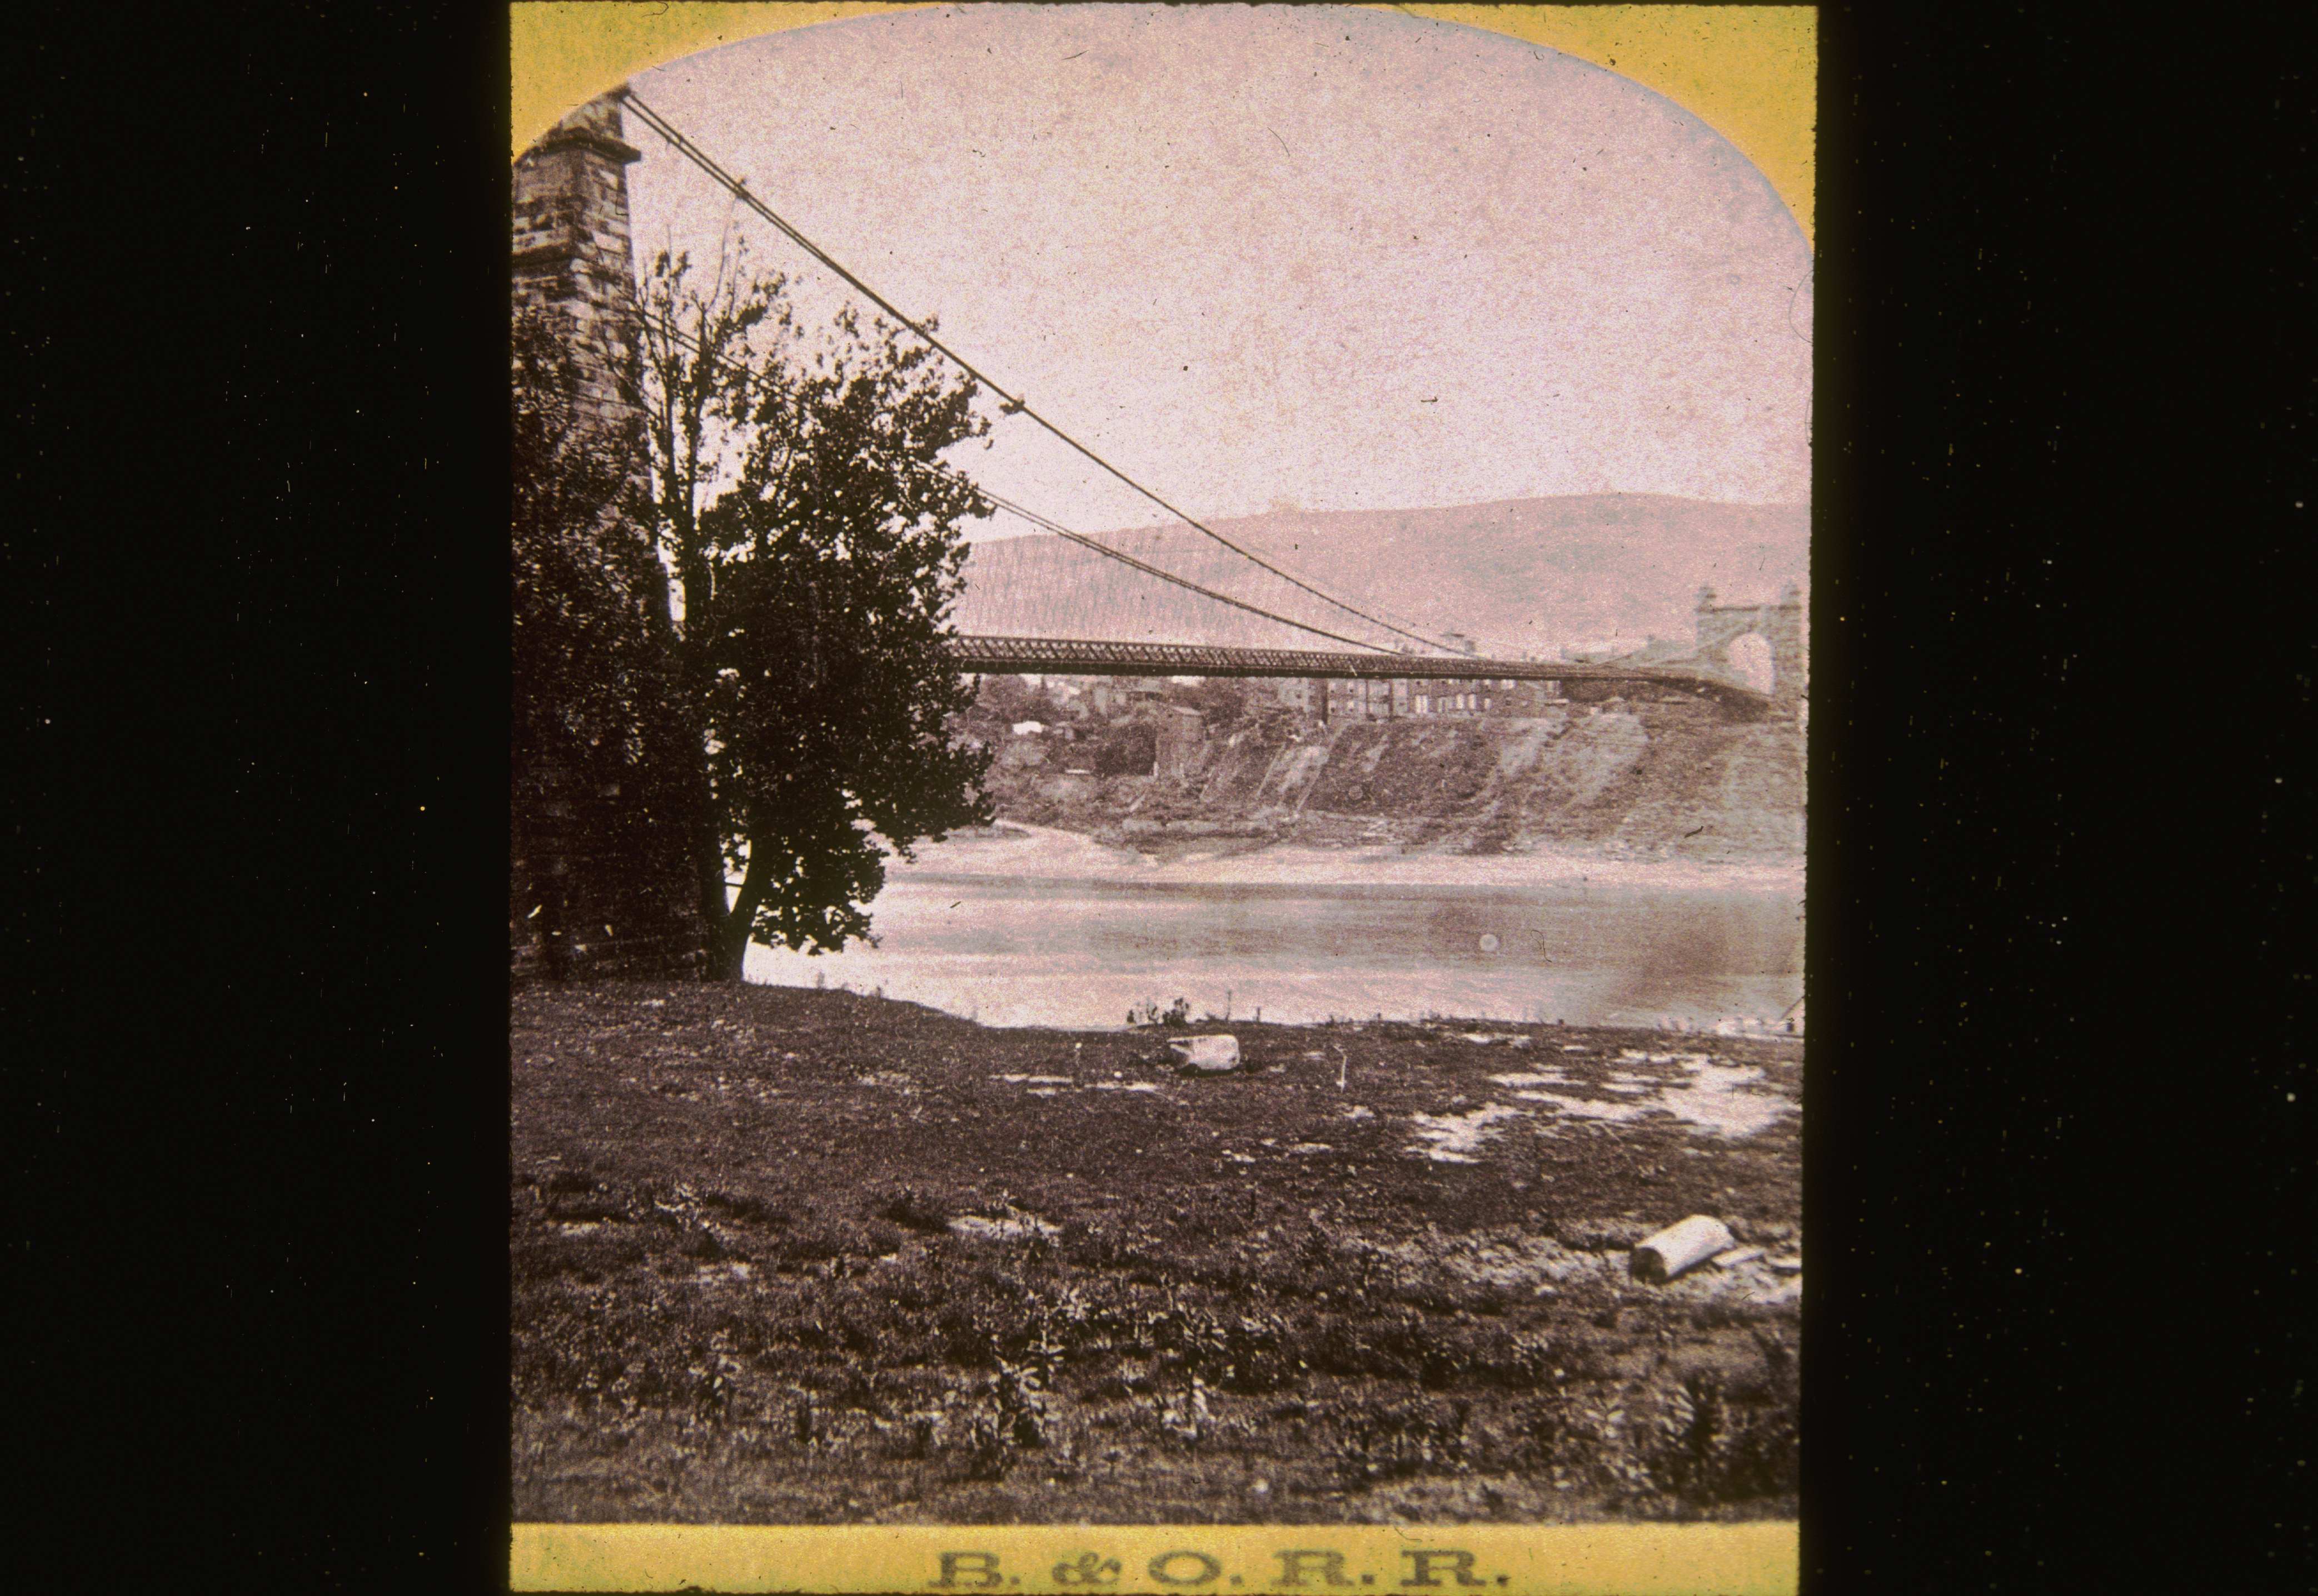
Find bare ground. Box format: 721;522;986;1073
512;981;1800;1525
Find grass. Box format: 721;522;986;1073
511;981;1800;1524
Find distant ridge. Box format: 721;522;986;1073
956;494;1807;660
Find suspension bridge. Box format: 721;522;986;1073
555;89;1786;717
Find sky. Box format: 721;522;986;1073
625;3;1812;543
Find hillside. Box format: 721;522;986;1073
957;493;1808;659
982;700;1804;867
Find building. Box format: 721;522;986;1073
1269;677;1322;715
1088;677;1170;716
1415;682;1491;716
1324;677;1396;721
1492;677;1564;715
1406;633;1483;717
996;730;1050;769
1154;705;1207;781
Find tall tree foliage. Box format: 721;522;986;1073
511;311;671;792
512;311;697;973
630;242;995;977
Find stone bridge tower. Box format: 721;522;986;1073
1693;583;1806;712
510;92;706;981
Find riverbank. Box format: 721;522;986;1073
912;821;1804;896
513;981;1801;1525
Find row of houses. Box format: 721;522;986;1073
1282;674;1572;721
992;620;1733;731
1008;677;1174;718
1011;661;1577;727
1018;672;1574;724
1272;633;1574;721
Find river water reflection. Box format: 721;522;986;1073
745;833;1803;1030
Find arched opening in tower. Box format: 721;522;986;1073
1727;631;1776;695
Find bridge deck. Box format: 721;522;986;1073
946;634;1771;710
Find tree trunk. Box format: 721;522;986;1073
652;562;735;976
705;920;751;982
697;826;748;981
690;767;732;961
701;811;776;983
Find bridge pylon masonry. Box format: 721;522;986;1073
1693;583;1805;712
511;91;708;982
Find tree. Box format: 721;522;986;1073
972;674;1063;727
1167;677;1249;725
512;315;669;773
629;241;996;978
1090;721;1158;777
512;312;700;973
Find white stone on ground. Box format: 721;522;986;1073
1632;1215;1738;1283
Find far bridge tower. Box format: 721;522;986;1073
1693;583;1805;712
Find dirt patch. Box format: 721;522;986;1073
950;1213;1062;1243
1405;1103;1530;1163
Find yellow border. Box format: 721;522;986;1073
511;1522;1799;1593
507;7;1808;1587
509;3;1815;245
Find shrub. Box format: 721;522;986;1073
541;1182;629;1225
1321;1396;1470;1489
515;1227;647;1284
1505;1391;1575;1469
876;1186;952;1234
1059;1218;1136;1271
1092;722;1157;777
773;1223;851;1264
702;1188;788;1226
1144;1299;1293;1394
936;1302;1010;1368
1413;1321;1562;1390
994;1356;1049;1449
1638;1370;1799;1506
939;1360;1049;1479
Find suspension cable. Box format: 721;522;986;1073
617;87;1459;655
620;309;1398;654
968;488;1394;653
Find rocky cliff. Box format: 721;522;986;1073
981;701;1803;865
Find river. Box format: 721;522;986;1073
744;824;1803;1031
